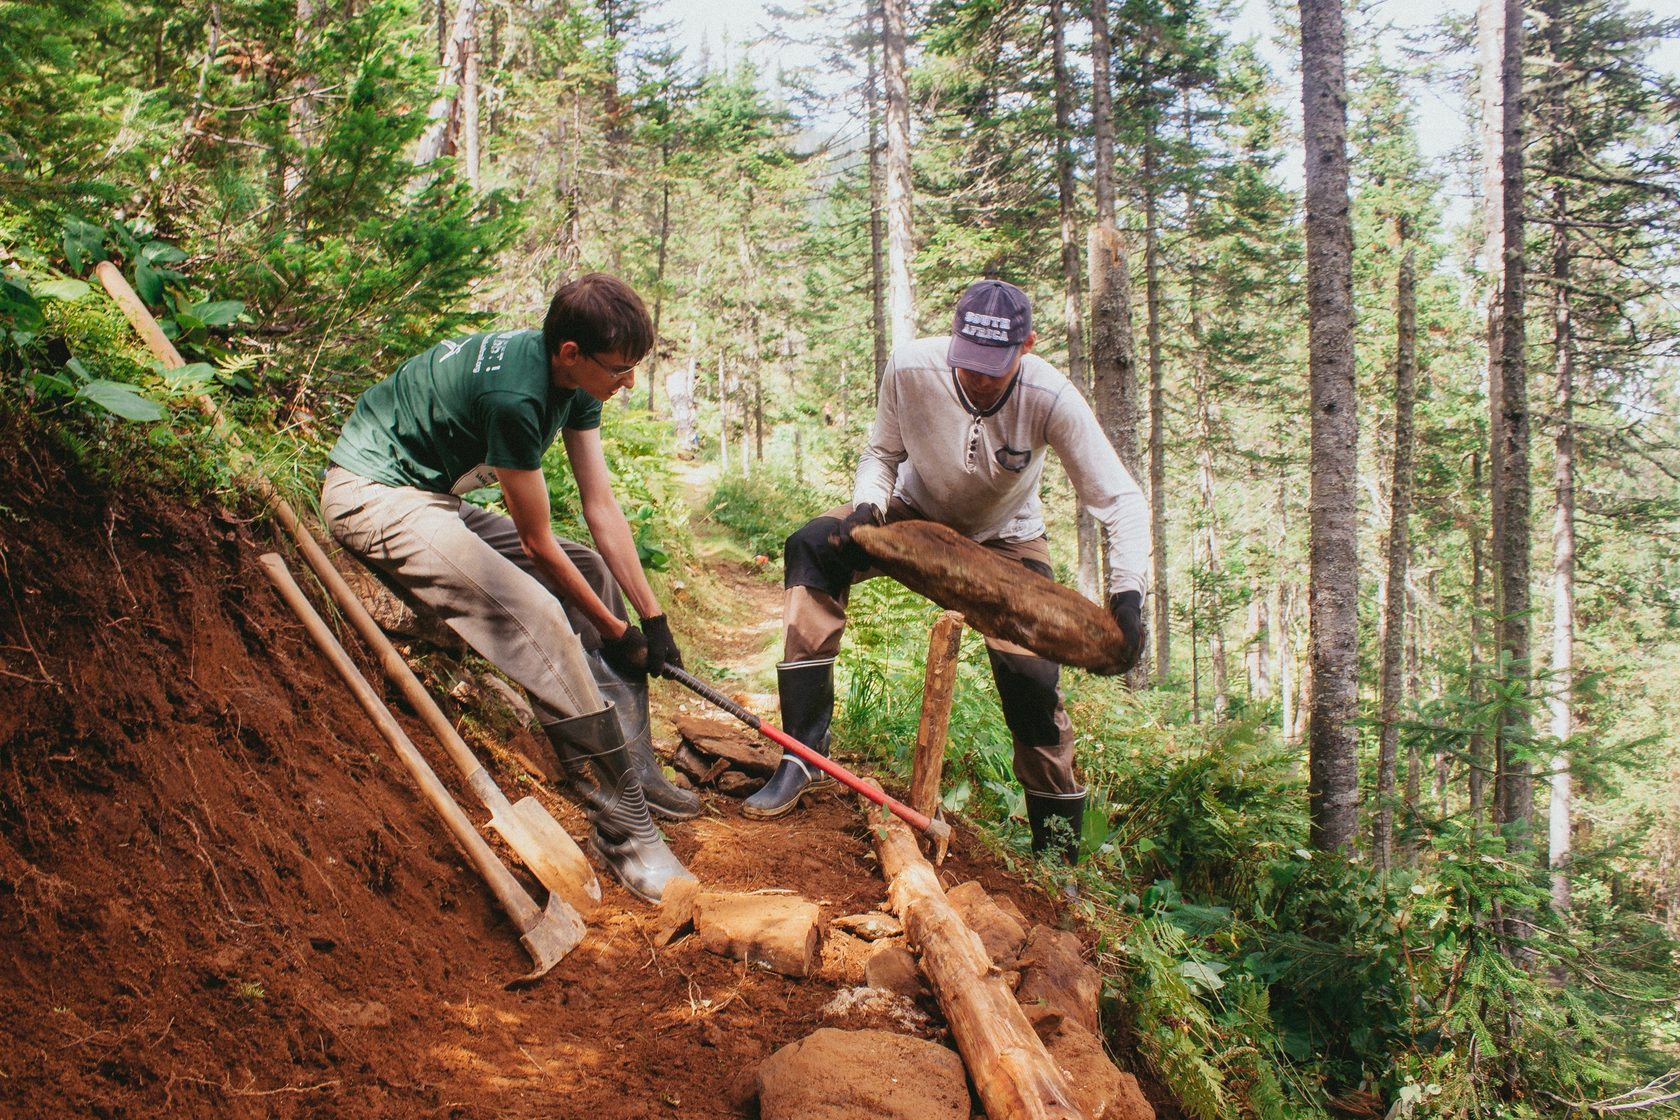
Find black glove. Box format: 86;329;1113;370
599;623;649;678
1107;590;1144;673
641;614;684;678
828;503;880;571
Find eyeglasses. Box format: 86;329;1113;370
584;352;638;377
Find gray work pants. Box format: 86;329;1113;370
320;466;621;722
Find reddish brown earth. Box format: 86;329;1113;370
0;423;1167;1119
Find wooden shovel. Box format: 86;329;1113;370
95;262;600;918
261;553;584;983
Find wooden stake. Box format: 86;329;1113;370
910;611;963;851
867;784;1084;1120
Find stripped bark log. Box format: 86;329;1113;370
910;611;963;821
868;787;1083;1120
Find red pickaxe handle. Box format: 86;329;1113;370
663;665;951;846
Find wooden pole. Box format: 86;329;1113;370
261;554;584;982
910;611;963;845
868;787;1083;1119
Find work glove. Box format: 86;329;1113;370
828;503;881;571
1107;590;1145;674
600;623;649;678
641;614;685;678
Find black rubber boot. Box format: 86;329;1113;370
586;651;701;821
743;659;837;820
543;705;695;904
1025;788;1087;865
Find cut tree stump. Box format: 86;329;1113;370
693;891;821;978
866;785;1084;1120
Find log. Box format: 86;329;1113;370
854;520;1129;674
910;611;963;822
867;788;1084;1120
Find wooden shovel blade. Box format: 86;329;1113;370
489;797;602;916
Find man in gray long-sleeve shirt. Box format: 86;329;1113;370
744;279;1149;862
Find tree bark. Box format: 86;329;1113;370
1494;0;1532;847
462;29;480;190
867;18;889;390
1299;0;1360;853
1048;0;1098;603
1375;242;1418;875
1144;119;1171;680
1547;176;1574;916
415;0;481;167
881;0;918;347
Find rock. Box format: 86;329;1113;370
1026;1008;1154;1120
676;714;782;773
946;881;1027;967
758;1028;969;1120
694;891;821;978
674;742;729;784
817;928;874;987
1015;925;1100;1033
649;875;699;947
716;770;765;797
832;911;904;941
864;944;926;998
818;987;935;1037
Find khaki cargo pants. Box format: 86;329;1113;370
320;466;621;723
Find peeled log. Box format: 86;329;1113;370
854;521;1127;674
868;789;1083;1120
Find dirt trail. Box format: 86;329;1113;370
0;430;1145;1119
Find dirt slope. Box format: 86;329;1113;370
0;423;1149;1119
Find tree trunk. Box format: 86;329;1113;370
462;29;480;191
1494;0;1531;848
1144;120;1171;680
285;0;318;199
1468;451;1488;825
1548;177;1574;916
1299;0;1360;853
1375;242;1418;875
867;20;889;389
881;0;918;347
1049;0;1098;604
415;0;481;167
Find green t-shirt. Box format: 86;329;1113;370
329;329;602;494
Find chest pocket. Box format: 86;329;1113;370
994;445;1031;473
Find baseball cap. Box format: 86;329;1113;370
947;280;1033;378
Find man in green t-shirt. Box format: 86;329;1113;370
321;273;694;904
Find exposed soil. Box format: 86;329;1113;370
0;423;1165;1119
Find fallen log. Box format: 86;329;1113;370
854;521;1129;675
865;785;1084;1120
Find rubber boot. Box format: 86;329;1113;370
586;651;701;821
543;705;694;904
1024;788;1087;865
743;659;837;820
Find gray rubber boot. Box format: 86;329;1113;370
743;659;837;820
1024;788;1087;865
543;705;695;904
586;651;701;820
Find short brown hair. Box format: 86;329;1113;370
542;273;654;362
